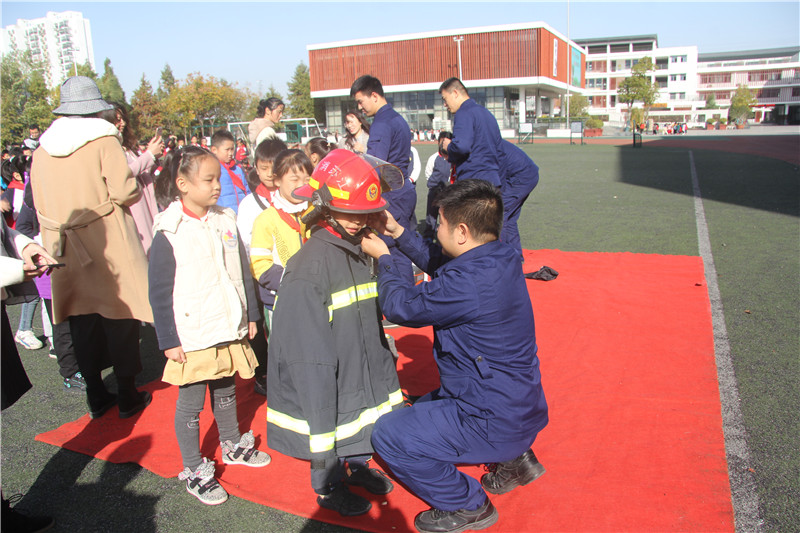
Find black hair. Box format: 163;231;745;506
434;179;503;242
257;97;285;118
350;75;384;98
438;131;453;157
273;149;314;182
100;101;137;151
439;77;468;96
250;138;288;191
254;138;287;165
154;145;215;208
246;167;261;193
1;155;29;184
28;125;39;131
210;129;234;148
305;137;334;162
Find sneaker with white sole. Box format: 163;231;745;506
178;458;228;505
221;430;271;467
15;330;43;350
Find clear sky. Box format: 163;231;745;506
2;1;799;100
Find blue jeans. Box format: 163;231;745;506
17;298;38;332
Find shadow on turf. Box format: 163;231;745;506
18;440;158;532
616;145;800;218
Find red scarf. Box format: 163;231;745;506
255;184;273;199
181;200;204;220
318;220;342;239
222;160;246;203
275;207;307;244
449;164;457;184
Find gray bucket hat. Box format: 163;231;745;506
53;76;114;116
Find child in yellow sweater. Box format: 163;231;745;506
249;149;313;321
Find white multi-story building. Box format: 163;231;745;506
697;47;800;125
575;34;800;126
575;35;703;126
1;11;95;89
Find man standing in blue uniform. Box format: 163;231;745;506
498;139;540;261
439;78;503;187
361;179;548;533
350;75;416;283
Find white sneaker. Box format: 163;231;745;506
15;330;44;350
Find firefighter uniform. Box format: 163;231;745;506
371;228;548;512
498;140;540;260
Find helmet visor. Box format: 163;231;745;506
360;153;405;193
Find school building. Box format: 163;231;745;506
307;22;587;137
307;23;800;133
575;35;800;126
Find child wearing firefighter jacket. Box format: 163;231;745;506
266;150;404;517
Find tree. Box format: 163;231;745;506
729;85;757;125
1;51;56;146
704;93;718;110
97;58;126;104
617;56;660;128
75;59;97;80
567;93;589;117
163;73;245;139
286;62;313;118
130;74;162;141
157;63;176;100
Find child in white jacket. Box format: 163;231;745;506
148;146;270;506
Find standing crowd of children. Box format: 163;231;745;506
6;75;548;533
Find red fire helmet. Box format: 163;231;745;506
292;149;404;214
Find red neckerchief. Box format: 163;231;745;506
222;160;246;203
318;220;341;239
275;207;307;243
449;164;457;184
255;184;273;199
180;200;203;220
7;180;24;190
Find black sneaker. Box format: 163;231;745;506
346;466;394;495
63;372;87;392
119;390;152;419
481;448;545;495
414;497;498;533
317;484;371;516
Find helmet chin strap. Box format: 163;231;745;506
324;211;366;246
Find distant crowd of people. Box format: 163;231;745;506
2;73;546;533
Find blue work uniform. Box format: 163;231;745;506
367;104;417;283
498;140;539;259
425;154;451;236
446;99;503;187
371;229;548;511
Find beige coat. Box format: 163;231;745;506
31;117;153;324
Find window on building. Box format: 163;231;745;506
611;95;616;107
792;87;800;97
670;55;687;63
700;73;732;84
610;43;630;53
679;93;685;99
632;42;654;52
670;75;677;82
656;77;668;88
757;88;780;98
748;70;782;82
655;58;669;70
588;45;607;54
715;92;730;100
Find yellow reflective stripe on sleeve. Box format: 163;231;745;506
267;407;309;434
309;432;336;453
267;389;403;453
328;282;378;322
334;389;404;441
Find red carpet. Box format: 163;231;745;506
36;250;734;532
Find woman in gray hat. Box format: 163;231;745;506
31;76;153;419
